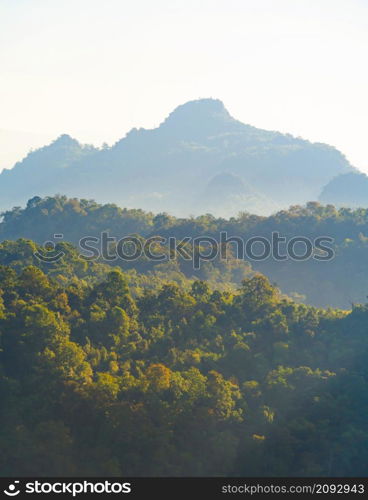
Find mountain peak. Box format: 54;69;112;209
159;98;242;138
52;134;80;148
166;98;229;119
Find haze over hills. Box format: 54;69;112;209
0;98;356;216
319;171;368;208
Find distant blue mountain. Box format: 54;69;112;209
319;171;368;208
0;99;355;215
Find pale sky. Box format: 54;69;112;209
1;0;368;171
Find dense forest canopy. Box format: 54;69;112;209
2;195;368;308
0;238;368;476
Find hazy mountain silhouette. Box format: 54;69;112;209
319;171;368;208
0;98;355;215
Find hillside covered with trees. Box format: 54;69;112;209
0;239;368;476
2;196;368;308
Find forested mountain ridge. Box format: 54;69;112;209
1;241;368;476
2;195;368;308
0;99;354;216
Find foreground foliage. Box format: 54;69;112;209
0;242;367;476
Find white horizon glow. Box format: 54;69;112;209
1;0;367;172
